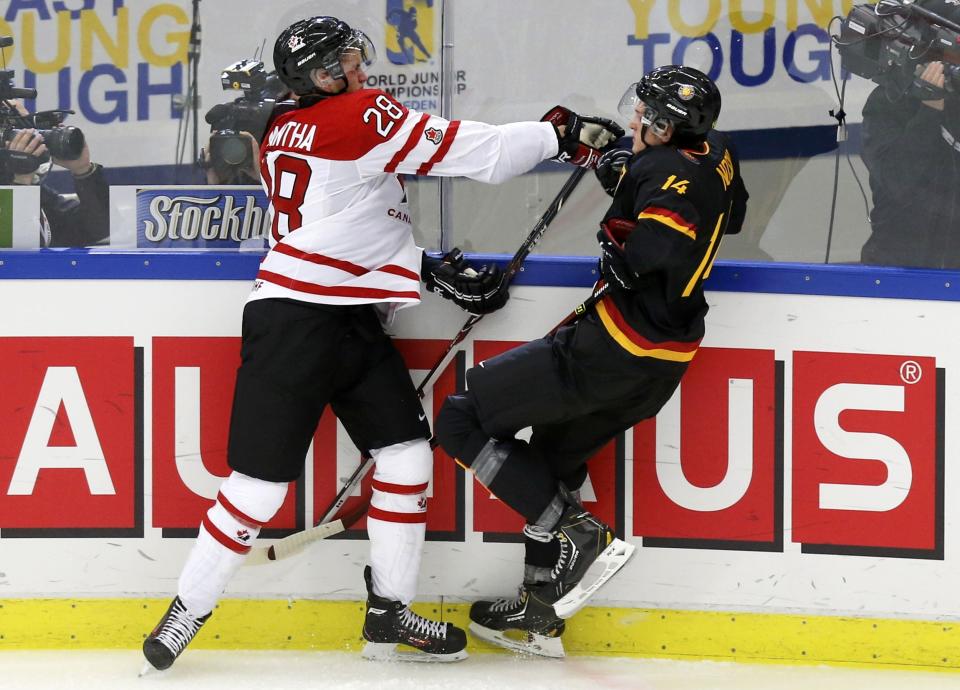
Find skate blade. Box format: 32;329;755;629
553;538;636;619
361;641;468;663
469;622;564;658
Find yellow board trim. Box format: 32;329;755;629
2;599;960;671
596;301;697;362
638;211;697;240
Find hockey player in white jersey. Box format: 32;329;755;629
142;15;623;670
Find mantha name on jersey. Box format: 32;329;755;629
251;88;558;308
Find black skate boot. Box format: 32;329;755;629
361;566;468;662
141;596;211;672
469;582;566;657
541;492;635;619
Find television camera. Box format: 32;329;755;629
0;36;86;179
837;0;960;98
203;58;291;179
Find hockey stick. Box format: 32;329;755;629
244;464;373;566
546;280;610;337
245;167;588;566
415;166;588;392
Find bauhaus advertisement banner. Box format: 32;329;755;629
0;279;954;621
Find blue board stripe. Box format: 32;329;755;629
2;250;958;303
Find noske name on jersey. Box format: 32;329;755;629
250;87;558;309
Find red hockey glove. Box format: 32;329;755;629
597;221;641;291
542;106;624;169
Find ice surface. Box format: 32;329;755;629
1;650;958;690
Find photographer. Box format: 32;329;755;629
851;1;960;268
1;99;109;247
859;61;960;267
200;130;261;185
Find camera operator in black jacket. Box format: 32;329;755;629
1;99;109;247
200;129;262;185
859;23;960;268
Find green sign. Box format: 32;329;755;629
0;188;11;248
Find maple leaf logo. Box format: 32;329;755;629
287;35;306;52
236;529;250;543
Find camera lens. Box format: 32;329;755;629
212;132;251;167
42;126;85;160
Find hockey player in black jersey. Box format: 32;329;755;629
435;65;749;657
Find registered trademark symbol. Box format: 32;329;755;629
900;360;922;384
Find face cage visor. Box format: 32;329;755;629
333;29;377;79
617;82;673;138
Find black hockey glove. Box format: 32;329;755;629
541;106;624;169
595;148;632;197
597;222;641;291
421;248;510;315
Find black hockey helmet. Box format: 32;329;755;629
273;16;376;96
618;65;721;146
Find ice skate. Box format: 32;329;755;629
543;500;635;619
141;596;211;672
360;566;468;662
469;583;566;658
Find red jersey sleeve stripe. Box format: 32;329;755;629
368;506;428;524
417;120;461;176
258;269;421;300
385;113;431;173
372;479;429;495
271;243;420;282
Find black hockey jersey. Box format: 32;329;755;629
596;128;748;365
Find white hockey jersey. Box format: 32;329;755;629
250;88;558;307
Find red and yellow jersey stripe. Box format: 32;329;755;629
637;206;697;240
596;296;700;362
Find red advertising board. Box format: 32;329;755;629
792;352;942;557
634;347;781;550
0;337;139;534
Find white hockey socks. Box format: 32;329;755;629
178;471;288;616
366;439;432;604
